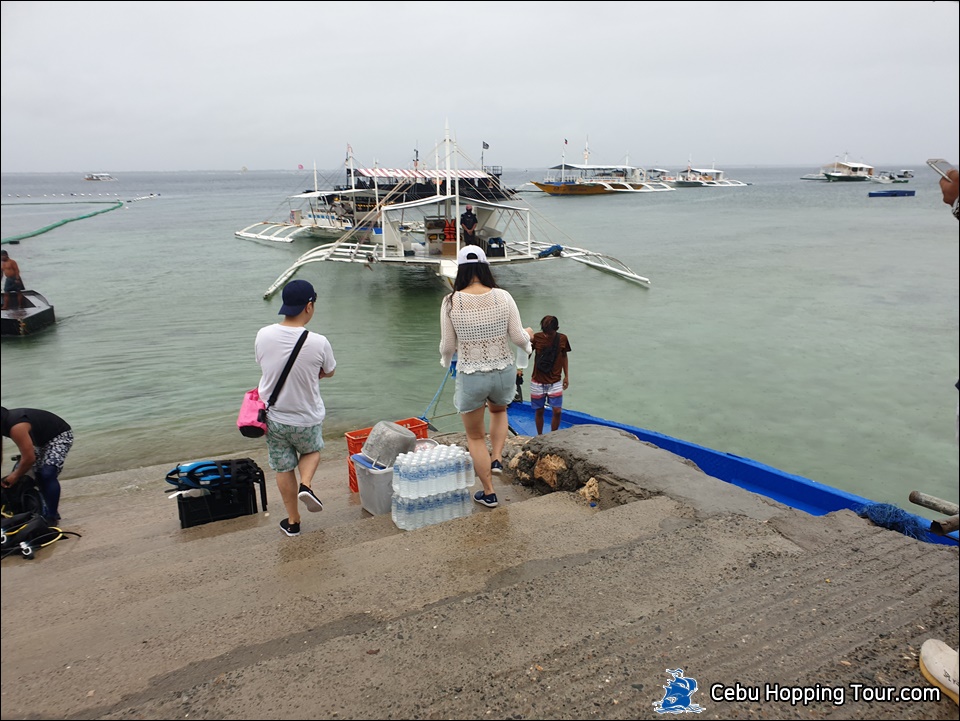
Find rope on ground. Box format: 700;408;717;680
1;200;124;244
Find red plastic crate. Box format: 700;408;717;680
345;418;429;492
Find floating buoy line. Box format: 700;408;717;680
0;194;160;245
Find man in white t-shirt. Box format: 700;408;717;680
255;279;337;537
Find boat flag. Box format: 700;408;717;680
564;138;568;145
482;141;489;150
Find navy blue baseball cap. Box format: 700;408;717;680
278;279;317;316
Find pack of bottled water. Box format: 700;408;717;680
390;444;475;530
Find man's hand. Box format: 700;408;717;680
940;168;959;207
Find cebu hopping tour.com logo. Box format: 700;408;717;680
653;668;706;714
651;667;943;713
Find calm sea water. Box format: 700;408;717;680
2;167;957;519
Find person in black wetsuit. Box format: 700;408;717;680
1;406;74;522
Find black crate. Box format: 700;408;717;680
177;483;258;529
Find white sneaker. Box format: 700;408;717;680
920;638;959;705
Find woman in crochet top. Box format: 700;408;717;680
440;245;533;508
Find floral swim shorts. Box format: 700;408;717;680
265;419;325;472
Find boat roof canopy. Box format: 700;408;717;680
547;163;636;171
824;161;874;170
352;167;490;180
376;193;529;215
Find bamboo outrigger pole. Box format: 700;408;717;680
909;490;959;536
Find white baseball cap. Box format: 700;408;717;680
457;245;489;265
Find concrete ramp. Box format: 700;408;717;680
1;430;956;720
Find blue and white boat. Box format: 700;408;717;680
506;402;958;547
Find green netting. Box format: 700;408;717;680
1;200;124;244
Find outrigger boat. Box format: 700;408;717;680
236;152;516;244
261;128;651;296
531;140;673;195
822;159;874;182
531;164;674;195
672;166;748;187
870;171;910;184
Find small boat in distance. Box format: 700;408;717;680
84;172;117;181
672;166;748;187
802;155;876;182
531;164;674;195
531;140;673;195
869;189;916;198
822;159;874;182
871;171;909;184
1;289;56;337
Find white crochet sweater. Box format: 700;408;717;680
439;288;532;374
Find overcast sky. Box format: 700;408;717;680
1;1;957;173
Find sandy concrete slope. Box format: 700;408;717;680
1;428;956;720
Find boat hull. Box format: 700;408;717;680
869;190;916;197
530;182;612;196
1;290;56;337
823;173;870;182
506;401;957;547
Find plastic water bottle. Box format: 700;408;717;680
455;487;469;518
516;344;530;370
445;490;456;522
455;449;466;490
393;455;405;496
400;453;414;498
431;451;444;496
438;448;452;494
449;449;461;492
412;495;427;529
427;451;441;496
391;492;402;529
407;457;422;499
426;494;439;526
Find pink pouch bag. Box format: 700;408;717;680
237;388;267;438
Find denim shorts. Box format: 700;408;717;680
454;366;517;413
265;418;325;472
